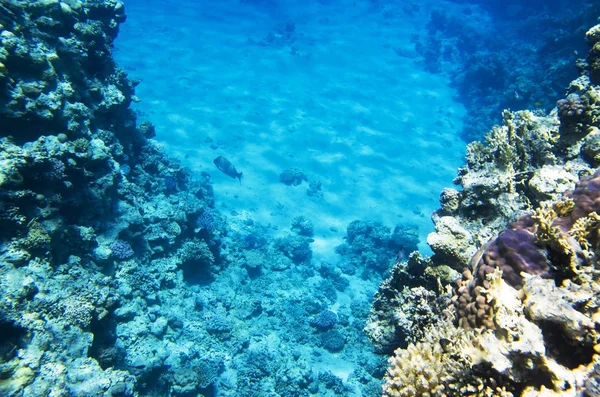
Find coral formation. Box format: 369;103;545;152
0;2;413;396
279;167;308;186
0;0;133;144
557;93;587;122
587;24;600;85
335;220;419;279
310;309;338;330
109;239;134;260
371;23;600;397
365;252;453;353
291;215;315;237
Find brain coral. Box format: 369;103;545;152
556;169;600;229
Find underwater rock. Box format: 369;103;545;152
0;0;134;144
528;164;579;201
587;24;600;85
365;252;450;354
438;187;461;214
582;126;600;165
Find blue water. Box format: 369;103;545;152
115;0;469;260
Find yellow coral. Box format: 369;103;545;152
533;200;581;274
552;198;575;217
570;211;600;251
532;202;559;244
382;321;472;397
382;317;515;397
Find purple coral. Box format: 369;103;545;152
453;171;600;330
109;239;134;260
477;228;550;289
555;170;600;230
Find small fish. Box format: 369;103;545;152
514;90;521;100
213;156;243;184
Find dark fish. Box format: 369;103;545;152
213;156;243;184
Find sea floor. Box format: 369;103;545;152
115;0;467;258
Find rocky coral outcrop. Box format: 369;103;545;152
427;72;600;272
0;0;132;144
0;2;227;395
383;266;600;397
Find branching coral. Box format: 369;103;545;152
382;312;515;397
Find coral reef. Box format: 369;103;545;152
0;0;133;144
7;1;600;396
587;24;600;85
365;252;453;354
291;215;315;237
370;23;600;397
335;220;419;279
427;83;599;272
384;266;600;397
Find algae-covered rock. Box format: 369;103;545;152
582;126;600;165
